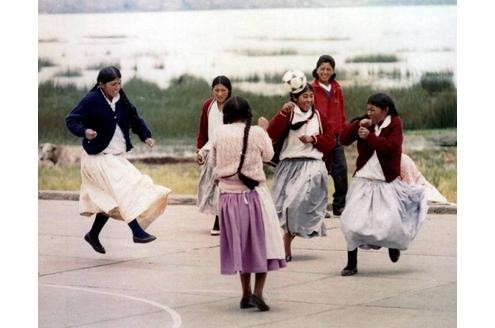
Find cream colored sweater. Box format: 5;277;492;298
211;123;274;183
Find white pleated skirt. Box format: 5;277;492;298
79;153;171;229
341;177;427;251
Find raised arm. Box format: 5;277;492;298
340;120;360;146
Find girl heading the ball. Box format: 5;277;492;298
267;70;336;262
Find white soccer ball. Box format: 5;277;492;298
282;70;307;94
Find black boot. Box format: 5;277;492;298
84;213;109;254
341;249;358;276
129;219;156;243
210;215;220;236
388;248;401;263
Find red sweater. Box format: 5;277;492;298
311;79;346;135
340;116;403;182
267;107;336;163
196;97;215;150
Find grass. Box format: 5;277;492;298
86;62;121;70
368;68;411;80
346;54;400;63
54;68;83;77
241;36;351;42
38;72;456;143
153;62;165;70
406;148;457;202
38;142;457;203
420;72;455;94
38;162;201;194
38;58;56;71
85;35;128;39
232;71;313;84
231;48;298;56
38;38;59;43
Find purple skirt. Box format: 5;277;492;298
219;190;286;275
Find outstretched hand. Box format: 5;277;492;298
257;116;269;131
145;138;155;148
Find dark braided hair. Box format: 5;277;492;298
222;96;258;190
289;83;315;130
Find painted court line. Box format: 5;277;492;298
40;283;182;328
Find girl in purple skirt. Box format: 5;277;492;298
210;96;286;311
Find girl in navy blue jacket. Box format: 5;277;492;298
66;66;171;254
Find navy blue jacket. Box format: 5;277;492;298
65;89;152;155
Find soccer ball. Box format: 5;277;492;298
282;70;307;94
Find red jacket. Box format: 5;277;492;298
267;107;336;164
196;97;215;150
311;79;346;135
340;116;403;182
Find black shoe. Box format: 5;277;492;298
341;266;358;276
249;294;270;311
285;255;292;262
84;232;105;254
388;248;401;263
333;207;344;217
240;297;255;309
133;234;157;243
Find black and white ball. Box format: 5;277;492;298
282;70;307;94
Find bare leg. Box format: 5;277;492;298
249;272;270;311
253;272;267;298
239;273;252;298
239;273;255;309
283;233;295;261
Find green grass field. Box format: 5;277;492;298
39;73;456;144
39;73;456;202
39;143;457;203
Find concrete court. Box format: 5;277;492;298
39;200;456;328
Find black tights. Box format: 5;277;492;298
345;248;358;269
89;213;109;238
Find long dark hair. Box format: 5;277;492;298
222;96;258;190
367;92;399;117
289;83;315;130
211;75;232;98
91;66;140;121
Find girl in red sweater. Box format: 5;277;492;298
311;55;348;217
339;93;427;276
195;76;232;235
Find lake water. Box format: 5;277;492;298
38;5;456;94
